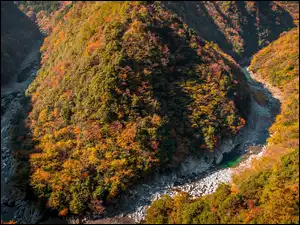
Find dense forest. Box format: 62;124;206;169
163;1;297;61
21;1;252;216
1;1;41;85
16;1;61;14
145;27;299;224
275;1;299;22
16;1;73;34
17;1;299;62
1;1;298;223
249;28;298;89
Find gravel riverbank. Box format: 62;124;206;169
1;44;281;224
82;67;281;224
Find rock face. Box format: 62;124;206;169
13;200;43;224
1;92;19;116
26;11;37;22
215;153;223;164
1;41;43;224
247;68;283;102
215;139;235;164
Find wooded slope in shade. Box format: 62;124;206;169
1;1;41;85
17;1;298;61
16;1;61;15
163;1;297;60
25;1;250;215
146;28;299;224
274;1;299;23
16;1;73;34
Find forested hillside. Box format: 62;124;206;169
249;28;298;89
146;27;299;224
16;1;73;34
23;1;251;216
17;1;298;61
163;1;297;60
2;1;298;223
1;1;41;85
274;1;299;23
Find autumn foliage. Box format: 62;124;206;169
17;1;73;34
1;221;16;224
146;27;299;225
25;1;249;215
163;1;297;60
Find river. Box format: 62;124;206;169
1;43;280;224
81;66;280;224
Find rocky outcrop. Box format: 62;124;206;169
14;201;43;224
1;41;42;224
1;92;19;116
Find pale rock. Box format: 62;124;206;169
215;152;223;164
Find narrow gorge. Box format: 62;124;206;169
80;66;281;224
1;1;298;224
1;26;281;225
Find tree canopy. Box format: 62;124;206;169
25;1;249;215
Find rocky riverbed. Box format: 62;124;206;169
81;67;281;224
1;40;43;224
1;41;281;224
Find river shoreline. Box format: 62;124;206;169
1;44;281;224
80;67;281;224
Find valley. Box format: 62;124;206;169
1;53;280;224
69;66;282;224
1;1;298;224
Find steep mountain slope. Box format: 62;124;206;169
163;1;297;61
249;28;299;89
274;1;299;23
1;1;41;85
24;1;250;216
16;1;73;34
146;27;299;224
